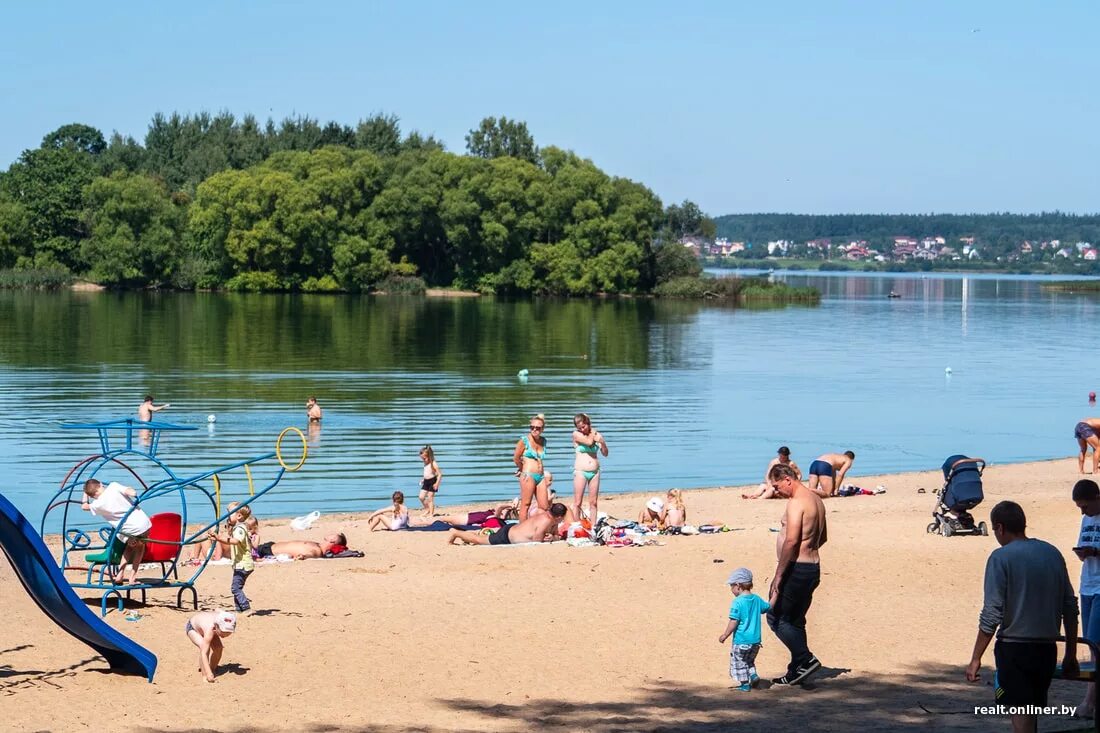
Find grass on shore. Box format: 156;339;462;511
1040;280;1100;292
654;275;820;304
0;267;73;290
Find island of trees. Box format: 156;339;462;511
0;114;811;304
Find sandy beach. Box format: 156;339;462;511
1;457;1095;732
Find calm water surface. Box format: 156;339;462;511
2;273;1098;531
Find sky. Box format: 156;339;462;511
0;1;1096;216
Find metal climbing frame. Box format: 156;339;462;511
41;418;307;616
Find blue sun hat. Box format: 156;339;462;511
727;567;753;586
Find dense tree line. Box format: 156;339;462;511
714;213;1100;255
0;114;709;295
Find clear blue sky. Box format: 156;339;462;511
1;1;1096;215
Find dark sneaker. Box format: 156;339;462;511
790;656;821;684
771;675;794;686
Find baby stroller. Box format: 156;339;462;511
926;454;988;537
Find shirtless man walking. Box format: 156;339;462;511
1076;418;1100;474
137;395;170;422
806;450;855;498
767;463;827;686
447;503;566;546
253;532;346;560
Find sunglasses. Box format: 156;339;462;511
529;424;544;431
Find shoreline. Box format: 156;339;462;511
6;454;1093;732
188;452;1081;532
29;453;1076;542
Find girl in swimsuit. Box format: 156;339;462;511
368;491;410;531
417;445;442;517
514;413;550;523
661;489;687;528
572;413;609;528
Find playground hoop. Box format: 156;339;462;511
276;427;307;471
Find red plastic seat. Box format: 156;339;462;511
144;512;183;578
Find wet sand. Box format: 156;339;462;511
0;457;1093;732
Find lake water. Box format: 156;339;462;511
2;272;1098;531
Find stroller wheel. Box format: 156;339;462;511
926;522;938;534
942;522;955;538
978;521;989;537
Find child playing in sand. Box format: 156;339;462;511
661;489;687;528
717;567;771;691
368;491;410;531
80;478;152;585
417;445;442;518
185;610;237;683
207;505;255;612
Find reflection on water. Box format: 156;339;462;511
0;278;1098;530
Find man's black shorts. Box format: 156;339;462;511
488;526;512;546
993;640;1056;707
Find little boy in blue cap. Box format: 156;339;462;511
718;567;771;691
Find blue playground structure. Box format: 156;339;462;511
0;418;306;682
0;491;157;681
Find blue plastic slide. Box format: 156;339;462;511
0;492;156;681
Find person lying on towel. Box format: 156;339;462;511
447;504;566;546
253;532;351;560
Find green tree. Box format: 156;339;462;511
41;123;106;156
81;173;184;286
0;195;33;268
1;142;100;268
465;116;538;164
354;114;402;156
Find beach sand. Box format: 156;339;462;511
1;458;1094;732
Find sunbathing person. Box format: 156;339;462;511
744;446;802;499
447;504;566;546
368;491;410;531
427;501;518;529
253;533;347;560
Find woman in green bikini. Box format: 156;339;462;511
514;413;550;523
572;413;609;527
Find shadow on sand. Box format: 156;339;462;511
132;662;1092;732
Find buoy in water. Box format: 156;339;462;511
207;414;217;423
944;367;952;375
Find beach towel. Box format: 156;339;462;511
324;549;365;558
405;521;478;532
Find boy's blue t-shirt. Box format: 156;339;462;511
729;592;771;645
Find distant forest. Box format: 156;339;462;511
0;113;715;295
714;213;1100;249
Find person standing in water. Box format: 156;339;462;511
306;396;323;422
138;395;170;421
572;413;608;526
514;414;550;523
